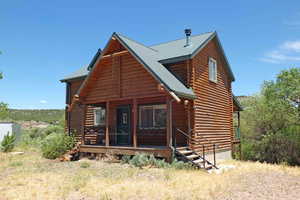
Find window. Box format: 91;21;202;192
139;104;167;129
209;57;217;82
94;107;106;126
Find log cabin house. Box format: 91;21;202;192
60;29;242;168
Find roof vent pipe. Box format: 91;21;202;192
184;29;192;47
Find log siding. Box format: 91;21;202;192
191;38;233;153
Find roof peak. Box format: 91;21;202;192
149;31;215;47
114;32;158;52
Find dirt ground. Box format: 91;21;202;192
0;151;299;200
218;166;300;200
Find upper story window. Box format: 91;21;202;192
94;107;106;126
139;104;167;129
209;57;217;82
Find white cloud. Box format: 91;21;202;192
40;100;47;104
261;41;300;64
281;41;300;52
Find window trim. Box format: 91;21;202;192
209;57;217;83
93;107;106;126
139;104;167;129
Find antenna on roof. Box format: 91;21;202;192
184;29;192;47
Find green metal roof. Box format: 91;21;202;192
60;49;101;82
60;65;89;82
151;32;215;61
114;33;196;99
61;31;235;98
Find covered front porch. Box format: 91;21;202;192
78;95;188;159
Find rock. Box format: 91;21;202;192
10;152;24;155
208;164;236;174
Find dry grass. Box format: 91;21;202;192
0;151;299;200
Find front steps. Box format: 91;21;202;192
175;146;218;170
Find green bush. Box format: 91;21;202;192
0;133;16;152
17;129;43;149
121;155;132;164
128;154;150;168
42;125;64;137
256;133;300;166
170;159;194;170
241;140;257;161
41;133;75;159
122;154;194;169
80;162;90;168
17;125;66;151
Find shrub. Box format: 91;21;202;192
256;133;300;166
170;159;194;170
80;162;90;168
241;140;257;161
28;128;44;139
17;129;44;149
128;154;150;168
42;125;64;137
41;133;75;159
121;155;132;164
9;161;23;167
0;132;16;152
122;154;194;169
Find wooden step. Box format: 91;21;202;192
176;147;189;150
205;165;213;170
178;150;193;155
186;154;199;159
193;158;204;164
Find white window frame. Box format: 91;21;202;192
94;107;106;126
209;57;217;83
139;104;167;129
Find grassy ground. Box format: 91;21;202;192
0;151;299;200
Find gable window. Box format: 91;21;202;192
94;107;106;126
209;57;217;82
139;104;167;129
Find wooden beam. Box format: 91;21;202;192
85;93;166;105
133;99;137;148
105;101;110;146
166;96;171;147
187;103;191;147
102;50;128;58
238;111;240;128
169;92;181;103
82;105;87;144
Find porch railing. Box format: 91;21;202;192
172;127;218;168
234;127;241;140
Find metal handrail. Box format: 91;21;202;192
173;127;218;168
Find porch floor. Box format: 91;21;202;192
80;144;172;160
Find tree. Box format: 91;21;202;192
263;67;300;123
240;67;300;165
0;72;8;120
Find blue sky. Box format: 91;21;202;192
0;0;300;109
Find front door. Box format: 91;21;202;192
116;105;131;145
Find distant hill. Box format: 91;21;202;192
7;109;64;124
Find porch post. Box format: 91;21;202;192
187;103;191;146
238;111;240;128
133;99;137;147
81;104;86;144
166;96;172;148
105;101;110;146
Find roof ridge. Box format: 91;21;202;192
114;32;159;52
149;31;215;47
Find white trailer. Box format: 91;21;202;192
0;122;21;143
